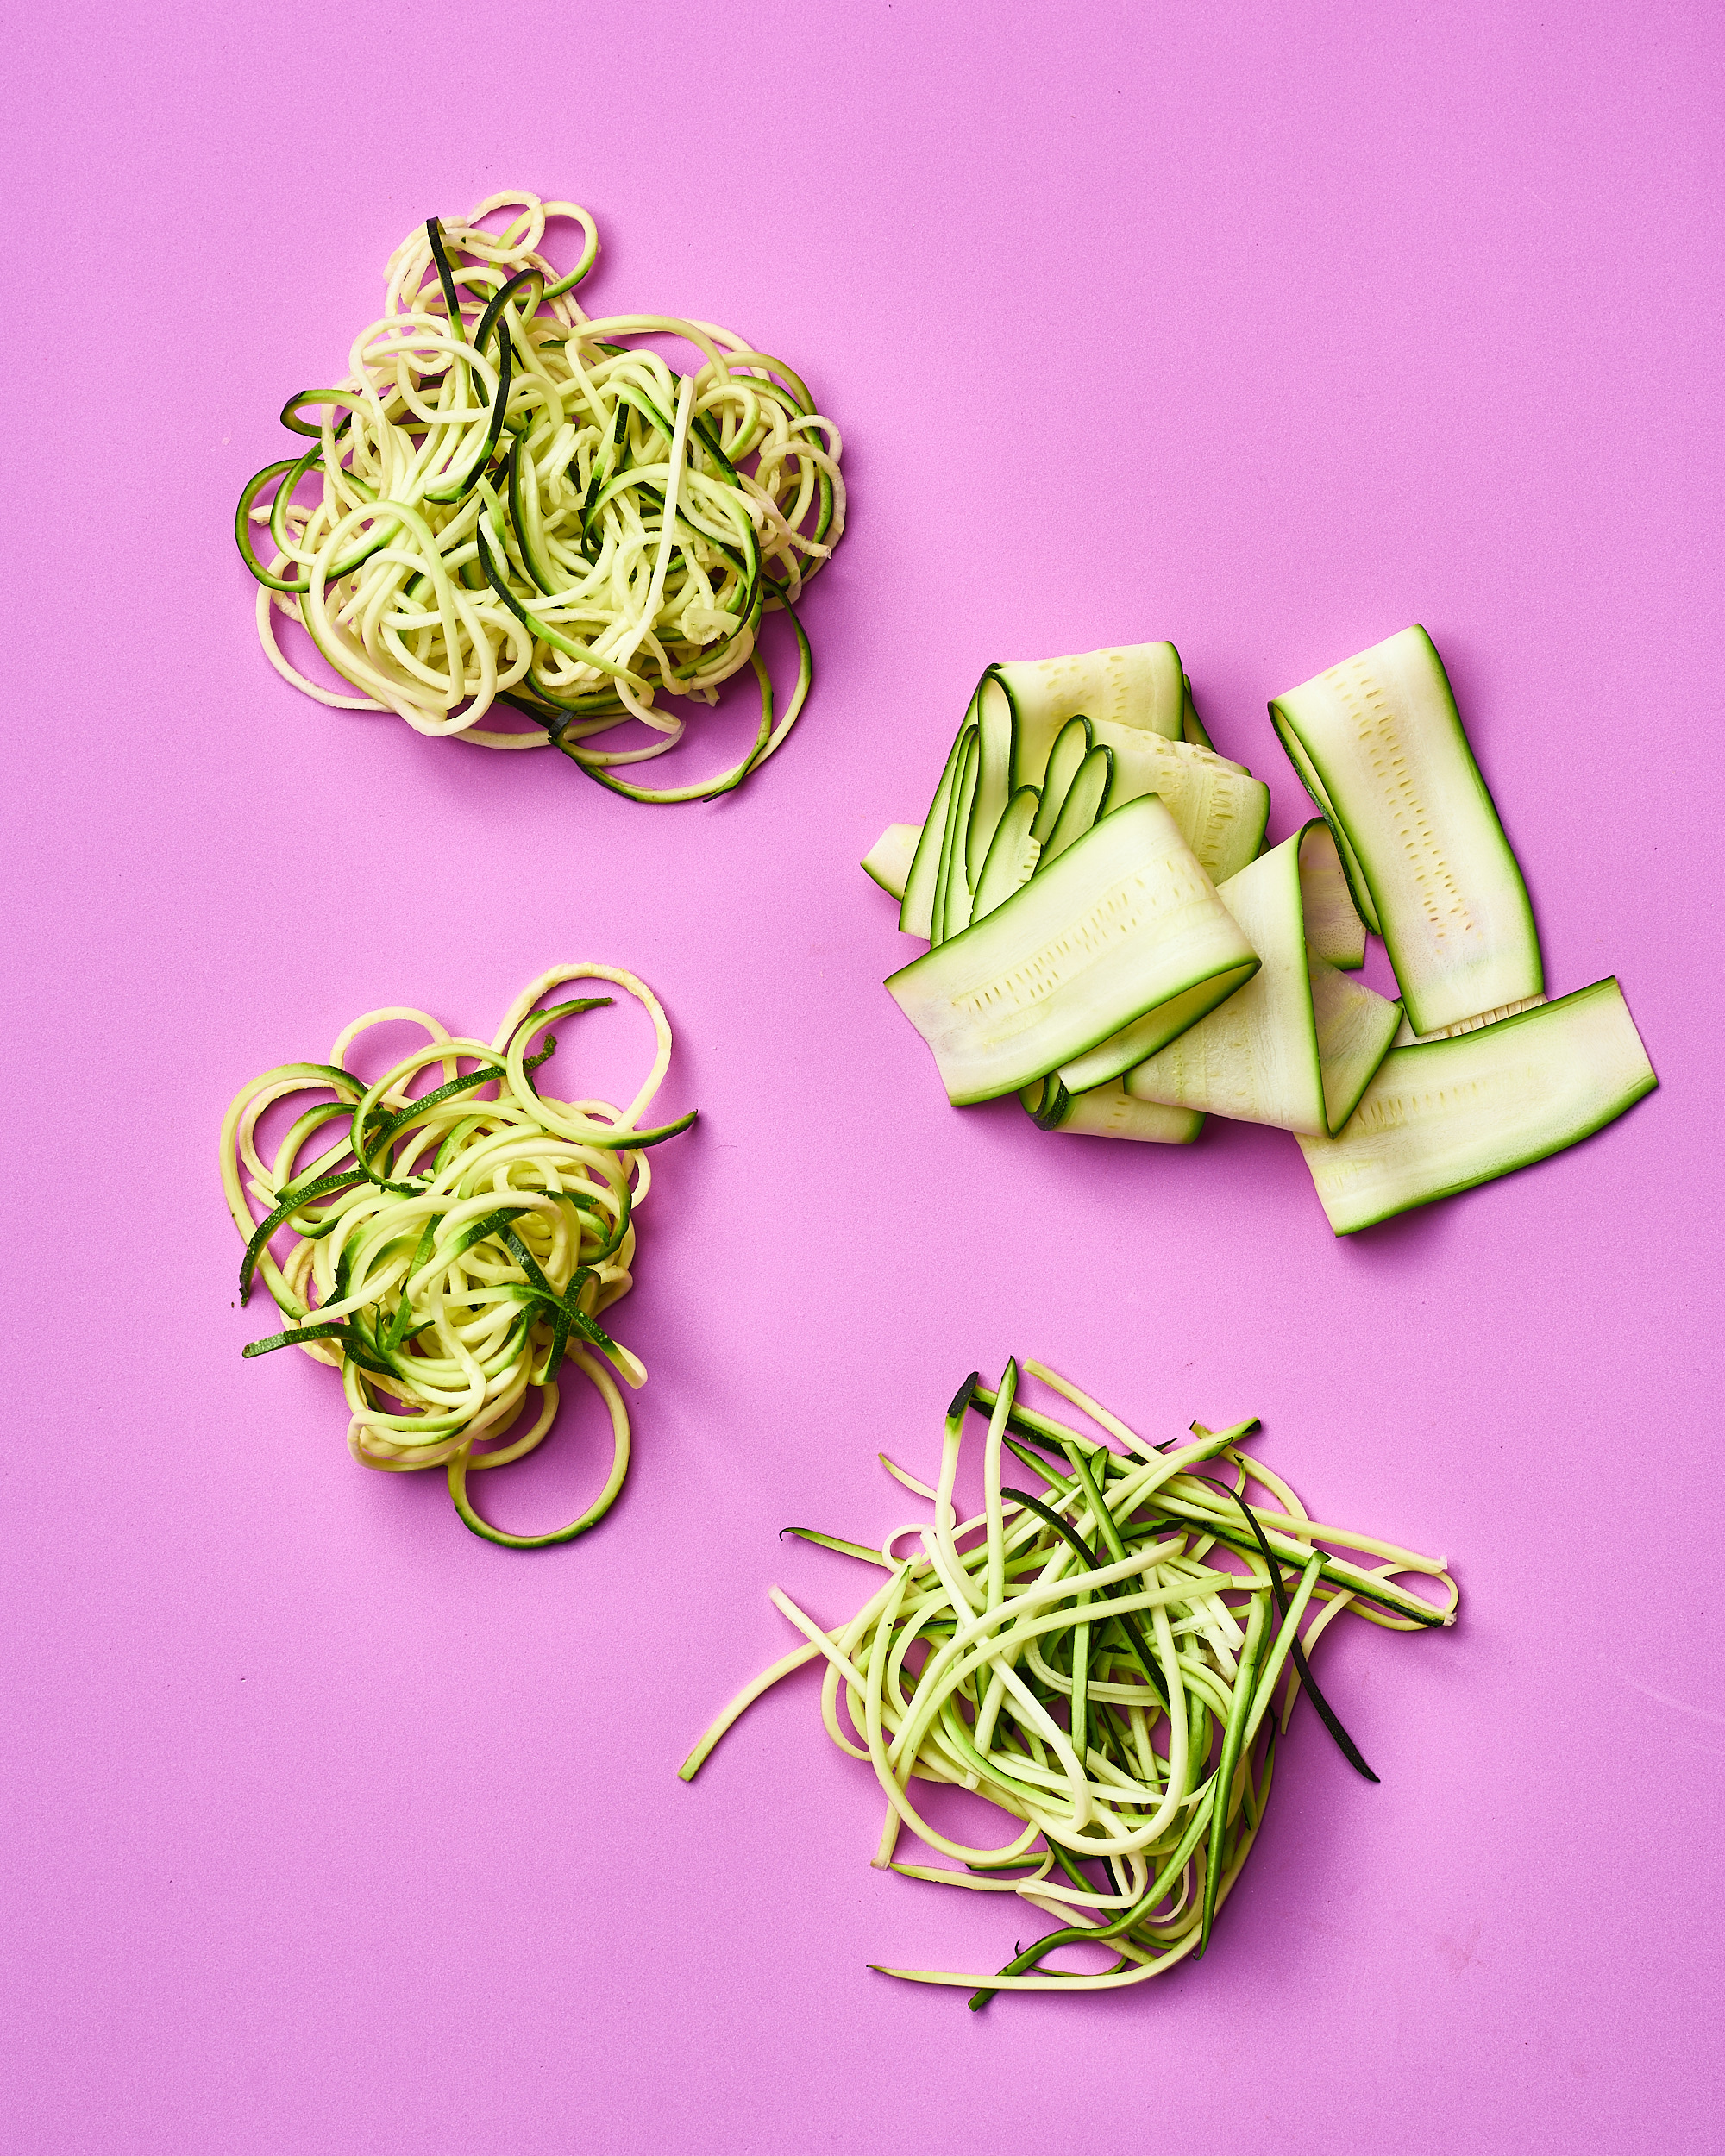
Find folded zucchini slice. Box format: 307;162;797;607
885;796;1258;1106
1085;722;1268;884
862;823;921;901
1126;822;1401;1137
1270;624;1542;1036
1020;1074;1204;1144
899;718;975;938
1295;978;1655;1233
991;642;1187;788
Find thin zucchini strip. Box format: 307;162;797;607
886;798;1259;1104
1270;625;1541;1033
1295;976;1656;1233
1038;743;1113;867
1124;819;1401;1137
237;191;844;798
680;1364;1458;2001
220;964;693;1545
1084;721;1268;884
899;716;974;938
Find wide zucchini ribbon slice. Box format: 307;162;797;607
1295;977;1656;1233
1268;624;1541;1037
886;797;1259;1106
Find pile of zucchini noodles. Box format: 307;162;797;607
220;966;693;1547
236;191;844;801
681;1361;1458;2001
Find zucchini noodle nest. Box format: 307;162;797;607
681;1362;1458;2000
236;190;845;801
220;966;693;1547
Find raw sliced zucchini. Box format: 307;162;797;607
1296;820;1366;970
1181;674;1214;752
1125;822;1401;1136
1086;724;1269;884
973;788;1043;919
1392;993;1547;1046
1270;625;1542;1034
900;719;973;937
894;657;1269;942
885;797;1259;1106
1308;957;1402;1135
992;642;1186;791
862;823;921;902
935;730;982;945
1031;716;1095;845
1021;1074;1204;1144
967;675;1019;887
1295;978;1655;1233
1039;743;1113;867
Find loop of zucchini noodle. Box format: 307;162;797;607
219;965;692;1547
680;1361;1458;1997
239;188;844;801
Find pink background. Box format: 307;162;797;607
3;3;1721;2150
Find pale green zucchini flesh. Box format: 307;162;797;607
1270;625;1541;1035
1295;977;1655;1233
1032;716;1094;844
885;796;1259;1106
1040;744;1113;866
973;788;1042;919
1296;820;1367;970
1085;723;1269;885
996;642;1186;790
1020;1074;1204;1144
862;823;922;902
1308;956;1404;1135
1124;821;1400;1136
1058;968;1259;1095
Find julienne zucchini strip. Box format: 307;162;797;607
680;1360;1458;1999
236;188;844;799
220;965;693;1548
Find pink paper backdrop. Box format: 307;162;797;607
3;3;1721;2150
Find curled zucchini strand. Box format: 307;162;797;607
220;965;694;1547
239;191;844;799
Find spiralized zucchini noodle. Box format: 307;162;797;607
235;190;845;801
220;965;693;1547
681;1361;1458;2001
